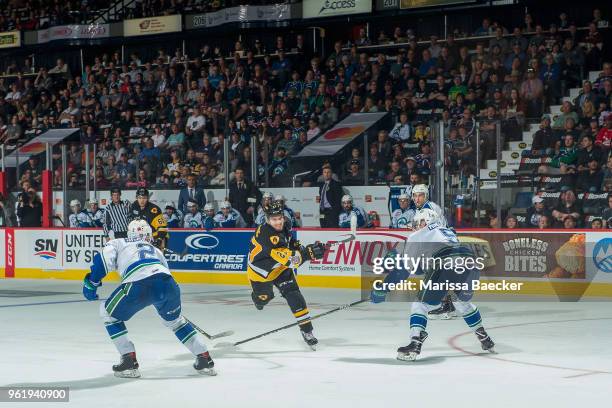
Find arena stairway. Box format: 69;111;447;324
481;69;603;179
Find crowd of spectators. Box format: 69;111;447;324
0;4;610;228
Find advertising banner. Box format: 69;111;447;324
187;4;291;29
303;0;373;19
295;112;387;158
0;30;21;49
36;24;109;43
165;229;250;272
400;0;473;9
14;229;106;272
3;228;612;297
124;15;182;37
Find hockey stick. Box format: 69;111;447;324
327;213;358;247
215;298;369;348
185;317;235;340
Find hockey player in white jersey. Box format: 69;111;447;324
82;220;216;377
371;209;494;361
183;199;204;228
214;201;247;228
255;192;274;226
391;193;412;228
339;195;369;228
409;184;446;226
69;199;95;228
202;203;218;230
87;200;105;227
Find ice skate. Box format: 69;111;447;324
428;298;456;320
194;351;217;376
397;331;428;361
301;330;318;351
475;327;495;353
113;352;141;378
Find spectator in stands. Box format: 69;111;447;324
590;217;604;229
537;214;551;229
16;191;41;227
526;196;551;228
539;134;577;175
343;160;364;186
531;116;555;155
505;215;519;229
390;112;411;142
595;114;612;148
577;159;604;193
552;188;583;227
577;135;606;173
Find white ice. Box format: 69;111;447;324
0;279;611;408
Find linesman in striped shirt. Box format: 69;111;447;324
103;187;131;239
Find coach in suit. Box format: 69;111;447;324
178;174;206;214
229;167;262;226
319;165;343;228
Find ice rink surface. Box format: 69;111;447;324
1;279;611;408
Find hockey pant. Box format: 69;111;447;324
100;273;207;356
250;269;313;333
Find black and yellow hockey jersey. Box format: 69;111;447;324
128;201;168;245
247;223;302;282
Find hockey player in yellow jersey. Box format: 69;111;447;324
128;188;168;248
248;202;325;349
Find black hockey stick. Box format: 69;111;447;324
185;317;235;340
215;298;369;348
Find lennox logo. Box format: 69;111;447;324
34;238;58;259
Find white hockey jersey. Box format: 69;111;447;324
403;222;461;271
391;208;414;228
102;238;171;284
409;200;447;227
69;211;95;228
183;212;204;228
214;209;247;228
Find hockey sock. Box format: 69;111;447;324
409;302;433;338
453;301;483;331
285;290;313;333
166;316;208;356
104;320;135;355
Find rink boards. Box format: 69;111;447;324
0;227;611;298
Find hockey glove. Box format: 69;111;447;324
370;289;388;304
301;242;326;261
83;273;101;301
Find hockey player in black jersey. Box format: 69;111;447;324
128;188;168;249
247;202;326;350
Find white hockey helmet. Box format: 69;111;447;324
220;201;231;209
274;194;285;202
263;191;274;200
341;194;353;204
411;184;429;201
398;193;409;201
70;199;81;209
127;219;153;242
413;208;438;229
204;203;215;212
